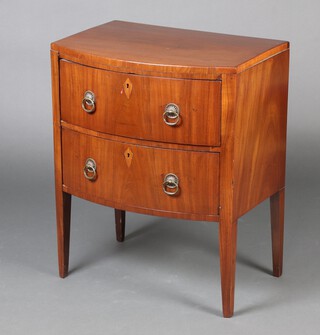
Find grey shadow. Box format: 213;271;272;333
236;253;273;276
125;221;160;241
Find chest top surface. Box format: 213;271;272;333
51;20;289;78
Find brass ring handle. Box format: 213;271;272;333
163;103;180;126
162;173;179;196
81;91;96;113
83;158;97;181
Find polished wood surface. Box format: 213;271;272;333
60;60;221;146
115;209;126;242
51;22;289;317
52;21;288;79
219;73;238;317
61;128;220;216
51;50;72;278
56;192;71;278
61;121;222;153
270;189;285;277
219;220;237;318
233;50;289;218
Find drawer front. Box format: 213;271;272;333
62;129;220;216
60;60;221;146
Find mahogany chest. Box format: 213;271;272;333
51;21;289;317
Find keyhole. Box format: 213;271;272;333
126;83;129;89
124;148;133;166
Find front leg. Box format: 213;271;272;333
56;191;72;278
219;219;238;318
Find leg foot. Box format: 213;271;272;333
219;220;237;318
115;209;126;242
270;189;285;277
56;192;71;278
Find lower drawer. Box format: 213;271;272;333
62;129;220;217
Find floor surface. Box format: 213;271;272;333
0;158;319;335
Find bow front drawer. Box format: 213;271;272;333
61;128;220;217
60;60;221;146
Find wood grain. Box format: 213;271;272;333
219;220;237;317
51;50;72;278
233;50;289;218
60;60;221;146
62;128;220;218
61;121;222;153
51;21;288;79
270;189;285;277
219;73;238;317
115;209;126;242
51;22;290;317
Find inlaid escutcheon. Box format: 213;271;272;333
62;128;220;216
123;78;133;99
60;60;221;146
124;147;133;167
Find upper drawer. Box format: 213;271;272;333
59;60;221;146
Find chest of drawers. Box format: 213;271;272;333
51;21;289;317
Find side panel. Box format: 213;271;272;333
234;50;289;218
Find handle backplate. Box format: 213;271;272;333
162;173;179;196
83;158;97;181
163;103;180;126
82;90;96;113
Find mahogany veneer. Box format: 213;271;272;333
51;21;289;317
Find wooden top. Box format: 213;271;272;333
51;21;289;79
